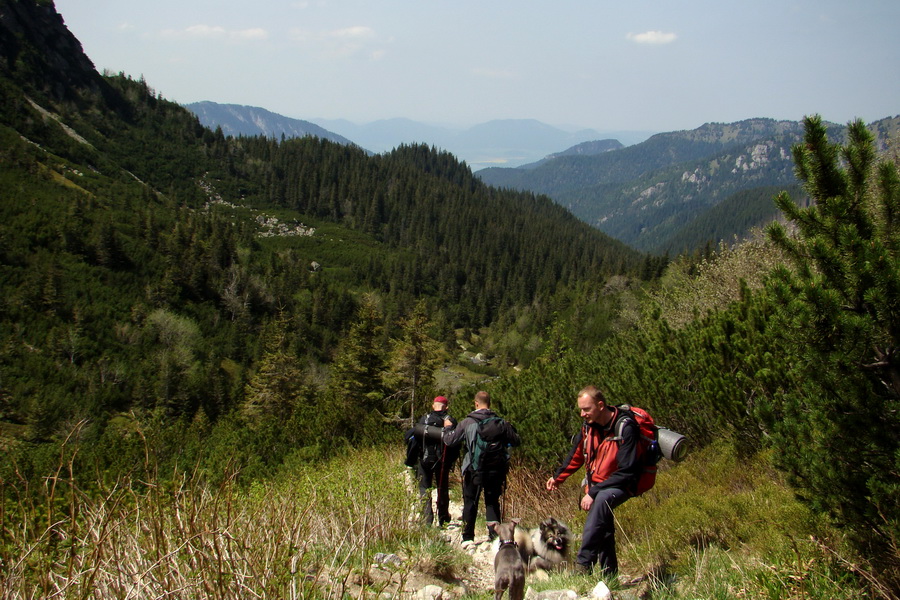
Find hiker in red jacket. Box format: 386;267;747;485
545;385;641;575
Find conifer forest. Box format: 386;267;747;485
0;1;898;597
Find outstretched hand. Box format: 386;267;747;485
545;477;559;491
580;494;593;511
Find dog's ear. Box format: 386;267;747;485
487;521;499;532
511;518;520;526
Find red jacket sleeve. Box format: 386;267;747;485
552;428;586;484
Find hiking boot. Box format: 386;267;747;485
617;574;644;587
574;562;593;575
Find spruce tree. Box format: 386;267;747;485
764;116;900;570
242;315;305;425
327;294;388;415
383;299;442;424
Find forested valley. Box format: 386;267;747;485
0;0;655;480
1;1;898;598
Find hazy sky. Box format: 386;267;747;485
54;0;900;134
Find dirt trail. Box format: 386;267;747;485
400;470;497;595
404;473;571;597
439;498;497;592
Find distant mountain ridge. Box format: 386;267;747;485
478;116;900;254
519;139;624;169
185;99;900;255
186;101;357;147
312;116;652;170
185;101;653;170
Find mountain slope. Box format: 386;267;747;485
522;139;624;169
0;0;645;450
478;120;806;195
0;0;106;101
553;125;807;253
186;101;357;147
478;117;900;254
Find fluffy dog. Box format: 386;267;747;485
513;517;573;572
488;520;526;600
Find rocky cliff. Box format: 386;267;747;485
0;0;107;103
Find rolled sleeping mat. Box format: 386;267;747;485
657;427;688;462
412;423;444;442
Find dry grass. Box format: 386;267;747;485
0;442;422;599
502;463;582;529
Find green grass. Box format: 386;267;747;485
499;441;878;599
0;440;882;599
537;441;874;598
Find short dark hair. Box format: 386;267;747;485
578;385;606;404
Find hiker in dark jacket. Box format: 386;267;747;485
412;396;458;527
545;385;641;575
443;390;521;543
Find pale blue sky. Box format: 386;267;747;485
54;0;899;133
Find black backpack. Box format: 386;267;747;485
420;412;446;468
470;416;509;472
403;427;420;467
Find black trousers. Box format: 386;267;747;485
417;458;452;526
461;468;506;542
577;487;631;574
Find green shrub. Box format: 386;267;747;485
615;441;870;598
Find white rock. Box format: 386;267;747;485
591;580;611;599
417;584;444;600
373;552;402;567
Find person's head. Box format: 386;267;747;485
432;395;449;411
577;385;609;425
474;390;491;409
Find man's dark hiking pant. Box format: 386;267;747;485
461;468;505;542
578;487;630;575
417;459;451;526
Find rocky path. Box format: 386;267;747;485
398;471;497;597
437;499;497;593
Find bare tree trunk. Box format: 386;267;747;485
409;371;418;423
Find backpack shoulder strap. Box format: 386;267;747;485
476;415;502;432
611;410;635;443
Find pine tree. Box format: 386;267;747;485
242;314;306;425
764;116;900;570
327;294;388;413
383;299;442;423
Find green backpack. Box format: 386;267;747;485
470;416;508;472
